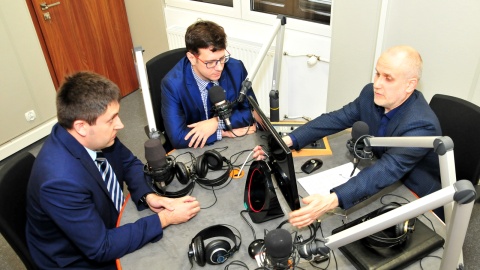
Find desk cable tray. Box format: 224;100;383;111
331;206;445;270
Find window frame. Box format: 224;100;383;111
165;0;242;18
165;0;331;37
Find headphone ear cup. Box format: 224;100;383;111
395;222;406;238
205;240;231;265
196;155;208;178
175;162;190;185
204;150;224;170
193;236;206;267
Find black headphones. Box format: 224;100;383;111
149;150;231;198
361;202;416;252
188;224;241;266
346;134;374;160
177;149;232;187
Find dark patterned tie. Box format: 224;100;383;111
95;152;125;212
206;81;215;90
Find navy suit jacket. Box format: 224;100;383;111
26;124;161;269
161;57;257;149
291;83;442;210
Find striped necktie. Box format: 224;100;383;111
95;152;125;212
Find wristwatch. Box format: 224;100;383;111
139;192;155;207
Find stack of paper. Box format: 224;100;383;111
298;162;360;196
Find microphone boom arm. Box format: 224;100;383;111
326;135;475;270
323;181;475;270
239;15;286;122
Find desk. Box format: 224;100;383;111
118;131;446;269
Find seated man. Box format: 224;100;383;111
161;20;257;149
26;72;200;269
254;45;443;227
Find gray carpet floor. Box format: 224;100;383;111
0;89;478;269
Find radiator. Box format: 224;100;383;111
167;26;275;114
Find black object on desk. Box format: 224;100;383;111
243;161;284;223
301;158;323;174
331;205;445;270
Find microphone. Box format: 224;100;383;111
297;239;330;262
209;85;233;131
264;228;293;269
237;79;252;103
347;121;370;153
144;138;174;193
347;121;370;177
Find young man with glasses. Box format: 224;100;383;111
161;20;257;149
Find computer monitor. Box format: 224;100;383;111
247;96;301;212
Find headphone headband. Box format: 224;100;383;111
188;224;241;266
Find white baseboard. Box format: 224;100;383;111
0;117;57;161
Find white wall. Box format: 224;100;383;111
382;0;480;105
328;0;480;110
0;0;57;161
124;0;169;62
162;1;332;120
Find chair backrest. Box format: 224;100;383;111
146;47;187;152
0;151;37;270
429;94;480;185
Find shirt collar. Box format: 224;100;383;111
190;65;217;90
85;147;97;162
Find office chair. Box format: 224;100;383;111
146;47;187;152
0;151;38;270
429;94;480;187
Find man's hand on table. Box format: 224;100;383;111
221;124;257;138
150;195;200;228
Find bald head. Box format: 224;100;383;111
379;45;423;81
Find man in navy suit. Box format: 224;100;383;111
254;45;443;226
26;72;200;269
161;20;257;149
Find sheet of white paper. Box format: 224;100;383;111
298;162;360;196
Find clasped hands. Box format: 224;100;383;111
145;193;201;228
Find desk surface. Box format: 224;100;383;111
118;131;446;270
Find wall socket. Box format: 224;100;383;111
25;110;36;122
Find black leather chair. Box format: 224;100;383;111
0;151;37;269
429;94;480;186
146;47;187;152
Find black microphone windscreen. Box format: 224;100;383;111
144;138;166;169
352;121;370;141
209;85;226;104
265;228;292;259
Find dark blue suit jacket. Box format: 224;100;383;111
26;124;161;269
161;57;256;149
291;83;442;210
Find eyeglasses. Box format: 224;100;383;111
194;50;231;69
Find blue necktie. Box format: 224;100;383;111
95;152;125;212
205;82;215;117
377;114;389;137
206;81;214;90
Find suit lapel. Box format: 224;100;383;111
184;63;209;119
54;124;114;202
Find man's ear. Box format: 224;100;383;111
406;78;418;94
72;120;88;137
186;52;196;65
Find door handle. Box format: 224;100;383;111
40;2;61;11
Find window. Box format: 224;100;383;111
191;0;233;7
251;0;331;25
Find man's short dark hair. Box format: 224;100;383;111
185;20;227;55
56;71;121;129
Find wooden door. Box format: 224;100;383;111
28;0;138;97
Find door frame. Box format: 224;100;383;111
26;0;60;90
